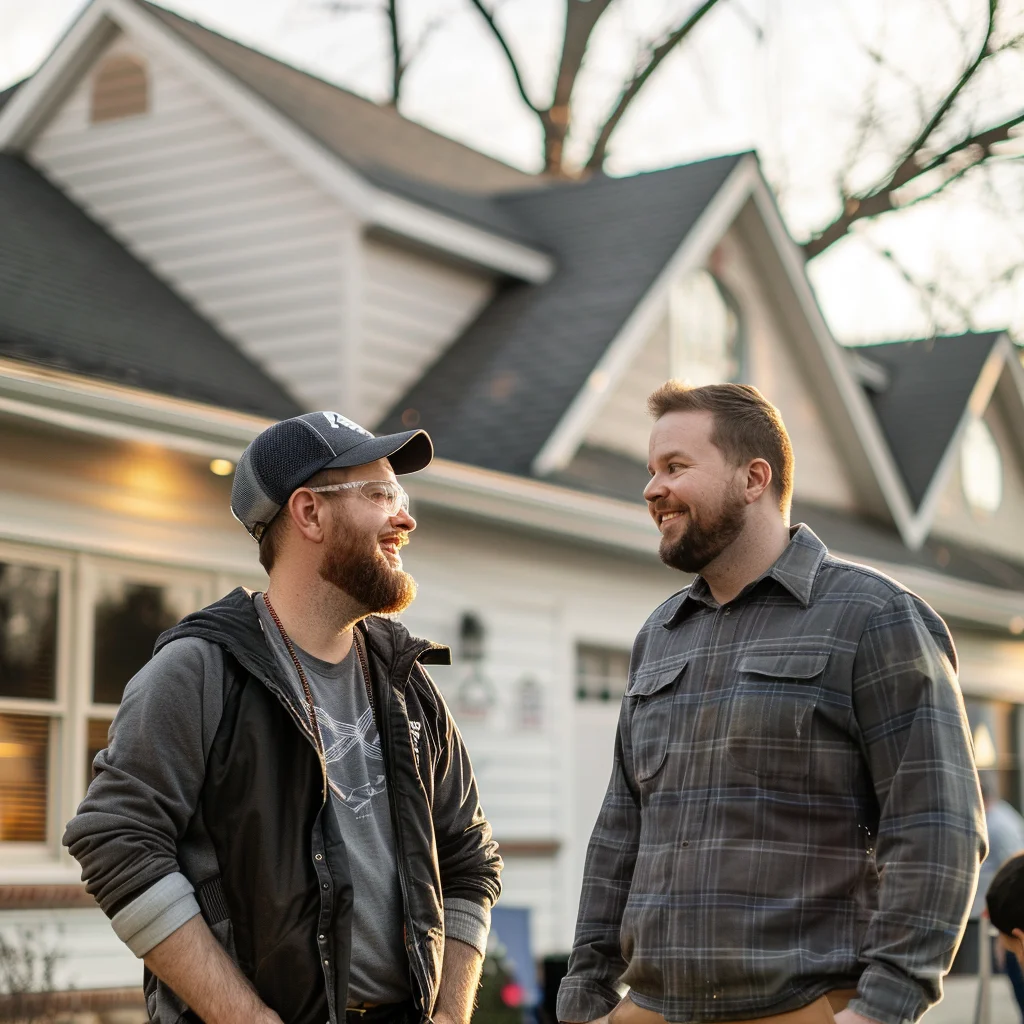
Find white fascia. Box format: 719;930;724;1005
531;154;762;478
407;458;660;557
745;175;920;545
372;191;553;283
904;332;1016;549
0;0;552;284
0;358;270;459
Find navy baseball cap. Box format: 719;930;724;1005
231;411;433;540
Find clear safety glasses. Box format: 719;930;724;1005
307;480;410;517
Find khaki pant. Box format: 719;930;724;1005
604;989;857;1024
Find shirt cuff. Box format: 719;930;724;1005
555;977;621;1023
111;871;202;957
850;963;929;1024
444;897;490;956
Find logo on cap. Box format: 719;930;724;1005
323;412;373;438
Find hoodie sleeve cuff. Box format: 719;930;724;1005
111;871;202;957
445;897;490;956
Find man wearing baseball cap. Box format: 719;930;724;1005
64;412;502;1024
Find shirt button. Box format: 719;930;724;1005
682;840;690;847
315;853;323;861
322;882;329;889
319;934;326;941
324;959;329;965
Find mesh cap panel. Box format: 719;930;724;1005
231;420;331;539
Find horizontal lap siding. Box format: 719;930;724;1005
361;239;494;427
29;35;349;413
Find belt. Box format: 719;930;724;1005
345;1000;418;1024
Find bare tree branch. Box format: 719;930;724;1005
386;0;401;105
467;0;541;114
803;0;1014;260
584;0;725;172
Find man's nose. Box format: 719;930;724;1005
643;474;666;504
393;507;416;533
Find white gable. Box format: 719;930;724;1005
931;374;1024;563
361;239;495;428
29;31;352;413
582;227;860;512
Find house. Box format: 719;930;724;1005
0;0;1023;1009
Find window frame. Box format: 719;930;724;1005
0;543;267;870
0;540;73;861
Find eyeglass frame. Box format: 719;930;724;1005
306;479;411;517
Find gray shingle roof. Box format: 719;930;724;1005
857;334;1002;508
138;1;546;244
376;154;745;475
0;155;301;419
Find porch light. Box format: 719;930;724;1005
209;459;234;477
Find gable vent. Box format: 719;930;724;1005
90;55;149;124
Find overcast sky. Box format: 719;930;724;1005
2;0;1022;344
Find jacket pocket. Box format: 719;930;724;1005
726;653;827;780
627;661;687;782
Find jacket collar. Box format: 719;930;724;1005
666;523;828;627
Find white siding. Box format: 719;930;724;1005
28;33;351;413
584;316;671;459
361;239;494;427
712;230;859;510
931;385;1024;562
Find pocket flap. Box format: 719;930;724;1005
626;659;688;697
739;653;828;679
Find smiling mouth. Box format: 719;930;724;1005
655;509;687;528
379;535;407;560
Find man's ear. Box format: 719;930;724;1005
744;458;773;505
287;488;325;543
1012;927;1024;944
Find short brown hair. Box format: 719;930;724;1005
647;381;793;512
257;468;340;574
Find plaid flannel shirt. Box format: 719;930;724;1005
557;526;986;1024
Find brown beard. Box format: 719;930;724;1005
319;526;416;615
658;484;747;574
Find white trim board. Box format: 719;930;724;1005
0;358;271;458
0;0;553;283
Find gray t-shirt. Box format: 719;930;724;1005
255;599;410;1003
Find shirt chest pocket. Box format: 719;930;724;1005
726;653;827;781
627;662;687;783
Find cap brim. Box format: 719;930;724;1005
323;429;433;475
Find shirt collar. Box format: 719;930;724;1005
666;523;827;628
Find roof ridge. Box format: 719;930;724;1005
134;0;540;188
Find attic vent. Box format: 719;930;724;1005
90;55;149;124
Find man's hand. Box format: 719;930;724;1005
144;915;283;1024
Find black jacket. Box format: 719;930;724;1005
65;589;502;1024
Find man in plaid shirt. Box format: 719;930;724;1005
557;383;986;1024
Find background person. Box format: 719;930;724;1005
557;382;986;1024
64;412;501;1024
973;772;1024;1020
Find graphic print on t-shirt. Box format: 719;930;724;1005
314;702;387;818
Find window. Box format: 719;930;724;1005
962;415;1003;515
0;554;64;847
90;55;149;124
670;270;742;386
0;542;225;860
576;645;630;703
